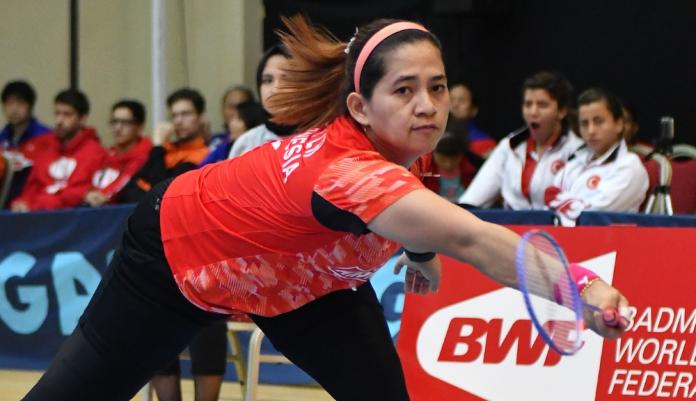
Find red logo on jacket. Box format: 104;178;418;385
550;159;565;174
586;175;601;189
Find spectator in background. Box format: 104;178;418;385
83;100;152;206
0;153;6;203
622;103;640;147
448;82;496;158
0;80;52;207
228;44;297;158
119;88;209;203
10;89;106;212
207;85;254;151
199;100;265;166
459;71;583;210
619;102;657;159
426;131;473;202
545;88;648;226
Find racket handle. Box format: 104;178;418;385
602;309;618;326
583;304;630;329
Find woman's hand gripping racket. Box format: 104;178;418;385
516;230;631;355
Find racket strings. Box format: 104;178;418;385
520;234;582;354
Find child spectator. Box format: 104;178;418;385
207;85;254;150
199;100;265;166
426;131;480;202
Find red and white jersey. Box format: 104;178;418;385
91;137;152;202
459;127;583;209
545;140;649;226
160;116;428;316
11;127;107;210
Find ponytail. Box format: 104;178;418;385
268;15;348;131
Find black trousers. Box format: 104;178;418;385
157;319;228;376
22;179;410;401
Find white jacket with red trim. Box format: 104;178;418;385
545;140;649;226
458;127;583;210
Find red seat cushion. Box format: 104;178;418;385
670;159;696;214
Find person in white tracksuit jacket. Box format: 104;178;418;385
459;71;583;209
545;88;648;226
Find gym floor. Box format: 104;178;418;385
0;369;334;401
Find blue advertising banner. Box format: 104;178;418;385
0;205;132;370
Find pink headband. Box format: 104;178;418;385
353;22;428;93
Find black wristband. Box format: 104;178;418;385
405;250;436;262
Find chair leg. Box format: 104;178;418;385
141;382;153;401
244;328;265;401
227;329;248;395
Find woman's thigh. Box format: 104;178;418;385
251;282;410;401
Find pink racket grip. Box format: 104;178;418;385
602;308;630;329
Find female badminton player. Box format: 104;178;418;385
23;15;630;401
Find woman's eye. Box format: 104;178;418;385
395;87;410;95
433;84;445;92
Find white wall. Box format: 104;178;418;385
0;0;264;145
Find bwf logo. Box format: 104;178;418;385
415;252;617;401
437;317;574;367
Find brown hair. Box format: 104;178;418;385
268;15;442;131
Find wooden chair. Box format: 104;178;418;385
226;318;293;401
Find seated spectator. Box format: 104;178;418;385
622;102;640;147
200;100;265;166
119;88;209;203
545;88;649;226
207;85;254;150
0;154;4;177
10;89;106;212
228;44;298;158
425;131;480;202
0;80;52;207
620;102;654;158
83;100;152;206
459;71;583;209
448;82;496;157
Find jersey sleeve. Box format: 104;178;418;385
313;155;425;224
458;139;507;207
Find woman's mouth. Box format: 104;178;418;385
412;124;438;132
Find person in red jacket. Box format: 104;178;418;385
83;100;152;206
10;89;106;212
